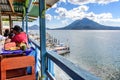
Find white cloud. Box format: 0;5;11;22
98;18;120;26
54;5;89;20
68;0;119;5
61;19;69;25
55;6;112;20
46;14;52;21
60;0;67;3
55;7;68;18
53;5;120;27
96;0;119;4
85;12;113;20
73;5;89;12
54;16;61;20
47;2;120;28
55;7;67;14
97;13;112;19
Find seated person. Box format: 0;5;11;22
4;29;10;37
9;28;14;39
5;25;28;50
11;25;28;45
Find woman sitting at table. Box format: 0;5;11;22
5;25;28;50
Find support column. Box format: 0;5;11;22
9;15;13;29
0;7;2;35
25;8;28;34
39;0;47;80
22;17;24;31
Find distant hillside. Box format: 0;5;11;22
52;18;120;30
29;25;50;30
29;25;39;30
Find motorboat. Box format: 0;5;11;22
47;43;70;55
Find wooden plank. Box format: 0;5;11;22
1;12;23;16
8;0;14;12
32;2;52;8
1;56;35;80
9;15;13;29
0;7;2;35
8;75;35;80
13;0;24;2
1;56;35;70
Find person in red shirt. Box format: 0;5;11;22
11;25;28;46
5;25;28;47
11;25;28;44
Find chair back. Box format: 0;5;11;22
1;56;35;80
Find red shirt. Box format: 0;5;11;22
11;32;28;44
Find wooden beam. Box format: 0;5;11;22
0;7;2;35
32;2;39;6
13;0;24;2
46;4;52;8
32;2;52;8
1;12;23;17
8;0;14;12
9;15;13;29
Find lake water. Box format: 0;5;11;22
46;30;120;80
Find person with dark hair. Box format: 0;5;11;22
11;25;28;46
4;29;10;37
5;25;28;48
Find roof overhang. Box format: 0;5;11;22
0;0;59;21
28;0;59;17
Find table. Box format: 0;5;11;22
1;47;34;55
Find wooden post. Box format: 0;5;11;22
39;0;47;80
25;8;28;34
0;7;2;35
22;17;24;31
9;15;13;29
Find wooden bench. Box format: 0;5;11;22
0;56;35;80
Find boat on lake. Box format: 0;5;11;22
53;43;70;55
47;43;70;55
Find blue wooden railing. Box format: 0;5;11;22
29;38;100;80
23;0;100;80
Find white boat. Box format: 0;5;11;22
46;34;70;55
53;43;70;55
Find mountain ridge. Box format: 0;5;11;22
52;18;120;30
29;18;120;30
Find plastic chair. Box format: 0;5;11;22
1;56;35;80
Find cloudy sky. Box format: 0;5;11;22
32;0;120;29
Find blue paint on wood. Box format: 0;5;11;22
48;59;55;80
39;0;47;80
25;9;28;34
47;51;101;80
22;18;24;31
29;38;100;80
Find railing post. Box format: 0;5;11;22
35;47;39;80
22;17;24;31
39;0;47;80
0;7;2;35
25;8;28;34
48;59;55;77
9;15;13;29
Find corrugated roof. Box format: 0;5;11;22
0;0;59;21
